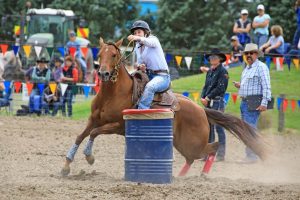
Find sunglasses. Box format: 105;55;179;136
244;51;257;55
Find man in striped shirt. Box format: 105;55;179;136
233;43;271;163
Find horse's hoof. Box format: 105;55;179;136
85;155;95;165
61;166;70;176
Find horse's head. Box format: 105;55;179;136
98;37;123;82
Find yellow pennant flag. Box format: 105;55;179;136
49;82;57;94
292;58;299;70
243;54;249;65
175;55;183;67
14;25;20;35
192;92;199;102
77;28;89;38
23;45;31;58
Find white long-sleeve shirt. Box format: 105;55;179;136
135;35;169;71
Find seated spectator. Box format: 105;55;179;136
285;38;300;62
230;36;244;67
52;56;63;82
259;25;285;55
233;9;251;46
42;85;62;116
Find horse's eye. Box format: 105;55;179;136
112;54;116;58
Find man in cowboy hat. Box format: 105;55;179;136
201;48;229;161
233;43;271;163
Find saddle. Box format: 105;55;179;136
131;70;180;111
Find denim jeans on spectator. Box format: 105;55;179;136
253;33;268;48
62;89;73;117
240;100;260;160
284;49;300;64
42;101;61;116
208;98;226;159
293;27;300;48
138;74;170;109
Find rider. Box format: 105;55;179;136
127;20;171;109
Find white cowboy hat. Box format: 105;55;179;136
243;43;264;57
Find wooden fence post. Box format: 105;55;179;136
278;94;285;132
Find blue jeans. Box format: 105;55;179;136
208;98;226;158
240;100;260;160
284;49;300;64
293;26;300;48
42;101;61;116
62;89;73;117
253;33;268;48
138;74;171;109
29;88;42;113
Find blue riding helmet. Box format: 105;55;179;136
130;20;151;34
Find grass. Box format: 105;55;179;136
73;64;300;132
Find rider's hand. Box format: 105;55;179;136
201;98;208;107
127;35;141;42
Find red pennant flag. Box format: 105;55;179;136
26;82;34;95
291;99;296;112
69;47;76;58
0;44;8;55
14;81;22;93
231;93;238;104
225;54;231;65
81;47;88;59
94;85;100;93
283;99;288;112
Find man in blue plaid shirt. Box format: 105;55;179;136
233;43;271;163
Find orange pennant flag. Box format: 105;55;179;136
192;92;199;102
291;99;296;112
292;58;299;70
273;57;284;71
81;47;88;59
175;56;183;67
77;28;89;38
69;47;76;58
49;82;57;94
23;45;31;58
225;54;231;65
243;54;249;65
283;99;288;112
0;44;8;55
14;25;20;36
26;82;34;95
14;81;22;93
231;93;238;104
94;85;100;93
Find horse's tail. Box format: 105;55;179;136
204;108;268;160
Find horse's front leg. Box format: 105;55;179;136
83;122;122;165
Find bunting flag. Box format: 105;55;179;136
58;47;65;57
224;93;230;105
182;91;189;97
23;45;31;58
204;56;209;65
60;83;68;96
265;56;271;69
34;46;43;58
46;47;54;58
81;47;88;59
243;54;249;65
292;58;299;70
225;54;231;65
77;28;89;38
185;56;192;70
283;99;288;112
14;25;20;36
92;47;99;60
0;44;9;55
291;99;296;112
12;45;20;55
286;58;291;71
191;92;199;102
49;82;57;94
3;80;11;94
273;57;284;71
277;97;282;110
69;47;76;58
94;85;100;93
83;85;90;98
37;83;45;95
231;93;238;104
165;53;172;63
14;81;22;93
175;55;183;67
26;82;34;95
298;100;300;109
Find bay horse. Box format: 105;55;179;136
61;38;267;176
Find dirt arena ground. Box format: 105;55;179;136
0;116;300;200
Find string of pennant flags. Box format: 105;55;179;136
181;91;300;112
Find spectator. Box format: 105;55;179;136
292;0;300;49
92;60;100;86
0;81;10;107
42;85;62;116
230;35;244;67
285;38;300;62
252;4;271;48
233;43;271;163
52;56;63;82
233;9;251;46
201;49;229;162
61;56;78;117
260;25;285;55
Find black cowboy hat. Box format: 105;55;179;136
204;48;227;63
36;57;49;63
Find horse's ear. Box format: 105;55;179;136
115;38;123;48
99;37;104;48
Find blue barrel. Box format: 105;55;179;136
122;109;174;184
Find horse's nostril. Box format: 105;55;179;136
104;72;110;76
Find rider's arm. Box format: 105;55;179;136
140;36;159;48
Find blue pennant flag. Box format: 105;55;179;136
92;47;99;60
286;58;291;71
182;91;189;97
298;100;300;109
12;45;20;55
83;85;90;98
4;80;11;94
58;47;65;57
224;93;230;105
277;97;282;110
265;56;271;69
165;53;172;64
37;83;45;95
204;55;209;65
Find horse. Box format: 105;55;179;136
61;38;267;176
